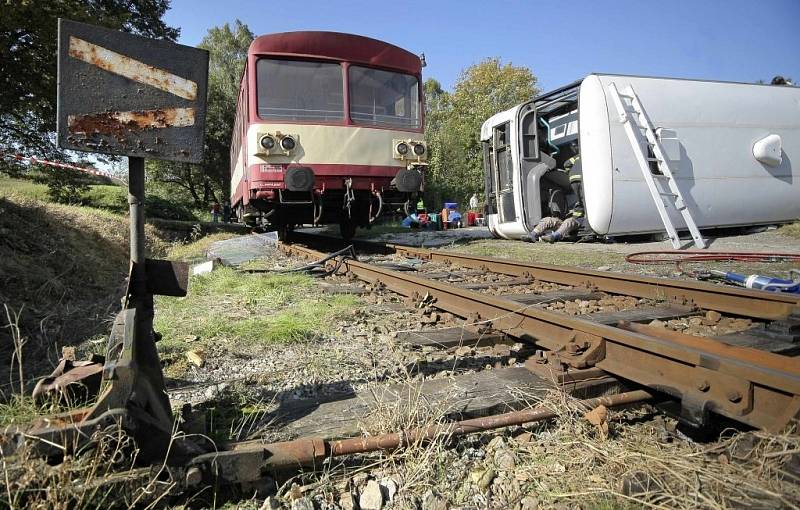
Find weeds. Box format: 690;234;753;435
0;394;45;428
0;422;180;509
286;375;800;509
450;239;627;268
3;306;25;395
155;267;361;357
779;220;800;239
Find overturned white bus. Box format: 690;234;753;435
481;74;800;247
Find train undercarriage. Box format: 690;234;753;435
238;186;418;240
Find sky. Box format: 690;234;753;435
164;0;800;92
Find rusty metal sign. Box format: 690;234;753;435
56;19;209;163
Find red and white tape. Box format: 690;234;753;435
0;151;123;183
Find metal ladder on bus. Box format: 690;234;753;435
607;83;706;249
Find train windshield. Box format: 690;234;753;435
256;59;344;122
349;66;419;129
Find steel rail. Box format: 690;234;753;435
280;242;800;431
289;231;800;320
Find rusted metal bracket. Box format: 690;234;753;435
611;322;758;429
31;355;105;406
549;332;606;369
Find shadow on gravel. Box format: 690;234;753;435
189;379;358;442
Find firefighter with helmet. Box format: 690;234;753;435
564;140;583;210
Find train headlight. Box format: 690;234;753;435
260;135;276;150
280;136;296;151
413;143;426;156
396;142;409;155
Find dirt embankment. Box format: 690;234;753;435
0;195;173;389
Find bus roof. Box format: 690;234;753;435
249;31;421;74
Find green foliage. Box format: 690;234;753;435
40;167;91;205
147;21;254;207
425;58;539;205
0;395;43;427
1;176;197;220
0;175;49;200
0;0;178;172
85;185;197;220
82;184;128;212
144;194;196;221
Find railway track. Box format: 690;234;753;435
280;232;800;432
6;230;799;506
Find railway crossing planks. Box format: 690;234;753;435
714;330;800;355
273;367;617;440
458;277;534;290
584;305;695;325
395;327;506;349
504;289;605;305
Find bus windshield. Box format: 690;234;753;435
256;59;344;122
349;66;419;129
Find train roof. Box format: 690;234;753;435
249;31;421;74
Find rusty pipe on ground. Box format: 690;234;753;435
203;389;653;479
327;389;652;456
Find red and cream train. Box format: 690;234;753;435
230;31;427;238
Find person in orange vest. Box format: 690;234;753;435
441;205;450;229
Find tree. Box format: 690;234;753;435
147;20;254;207
425;58;539;205
0;0;179;172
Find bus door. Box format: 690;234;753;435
493;122;517;224
516;104;543;230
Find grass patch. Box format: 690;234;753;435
0;175;49;200
155;267;360;356
448;239;627;268
0;394;46;427
779;220;800;239
1;176;198;220
0;193;173;386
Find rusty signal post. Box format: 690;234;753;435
50;19;208;461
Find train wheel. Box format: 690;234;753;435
277;223;291;242
339;219;356;240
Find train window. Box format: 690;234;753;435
256;59;344;122
349;66;419;128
